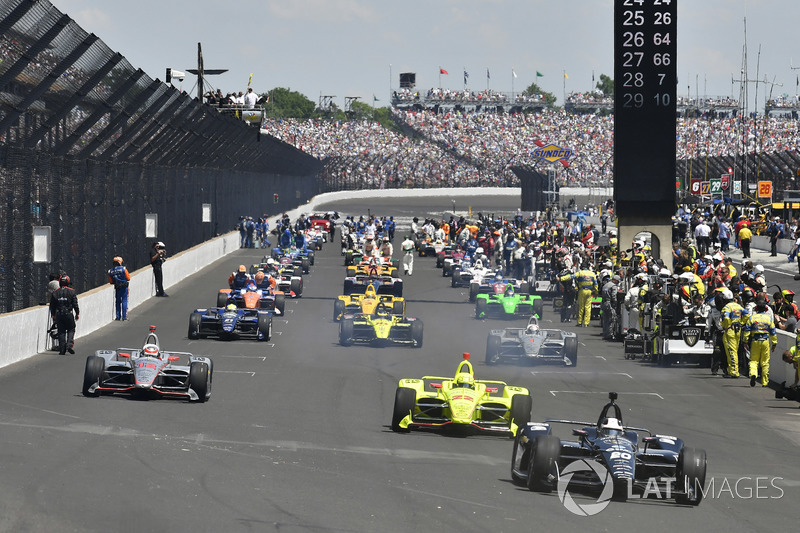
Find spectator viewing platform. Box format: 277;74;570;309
391;88;547;112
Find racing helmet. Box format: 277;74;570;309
599;417;624;437
721;289;734;301
474;259;483;269
266;258;275;266
526;322;540;334
254;271;265;284
505;284;514;296
476;247;484;254
454;372;474;389
246;279;257;291
238;264;246;273
142;343;159;358
783;289;795;303
59;275;71;287
225;303;237;312
495;271;503;280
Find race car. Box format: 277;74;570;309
82;325;212;402
391;352;532;436
344;273;403;297
469;273;530;303
339;309;422;347
486;317;577;366
334;283;405;321
270;246;313;272
510;392;707;505
345;256;399;278
451;260;493;289
188;303;273;341
415;233;436;257
217;283;285;316
476;283;543;320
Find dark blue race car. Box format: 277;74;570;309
188;304;273;341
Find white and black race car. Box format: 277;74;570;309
485;317;577;366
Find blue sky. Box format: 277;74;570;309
56;0;797;110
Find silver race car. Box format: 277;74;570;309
485;317;578;366
82;325;213;402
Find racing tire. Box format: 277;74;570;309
290;277;302;297
451;275;458;288
485;334;501;365
217;292;229;309
274;293;286;316
391;259;400;270
532;298;544;319
82;356;104;397
410;320;423;348
301;259;310;274
271;249;279;260
343;279;354;296
345;251;353;266
520;282;530;295
393;281;403;298
436;255;444;268
612;479;629;502
469;284;479;303
476;299;487;319
188;312;203;340
510;394;532;429
346;267;356;278
527;435;561;492
339;318;354;346
334;300;345;321
441;264;448;277
189;361;210;403
564;337;578;367
392;300;404;316
510;429;529;485
257;313;272;342
391;387;416;432
675;447;707;506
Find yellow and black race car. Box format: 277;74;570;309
345;256;399;278
338;305;422;348
334;283;405;321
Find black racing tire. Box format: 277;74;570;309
532;298;544;319
564;337;578;367
510;429;529;485
188;312;202;340
527;435;561;492
391;387;416;432
274;293;286;316
334;300;345;321
442;264;448;276
451;274;458;288
217;292;229;309
510;394;532;429
520;281;530;295
339;318;354;346
345;251;353;266
393;281;403;298
476;299;487;319
343;279;354;295
301;258;310;274
257;313;272;342
436;255;444;268
346;267;356;278
469;284;479;303
410;320;423;348
189;361;210;403
392;300;404;316
486;334;501;365
675;447;707;506
290;277;302;297
82;356;104;397
613;479;629;502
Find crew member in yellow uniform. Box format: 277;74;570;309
720;289;747;378
744;293;777;387
575;263;598;327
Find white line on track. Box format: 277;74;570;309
216;371;256;376
579;342;586;347
549;390;664;399
217;355;266;361
595;356;607;361
533;372;632;379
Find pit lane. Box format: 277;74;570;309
0;195;796;532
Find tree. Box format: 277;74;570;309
596;74;614;96
522;82;557;106
263;87;316;119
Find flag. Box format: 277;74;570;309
464;70;469;84
248;73;253;87
373;95;379;102
487;68;490;80
536;71;543;78
440;67;448;75
564;72;569;79
512;69;517;79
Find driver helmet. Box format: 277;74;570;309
505;284;514;296
225;303;237;312
599;417;624;437
266;258;276;267
476;247;484;254
495;271;504;280
526;322;540;334
721;289;734;301
782;289;795;303
474;259;483;269
246;279;257;291
454;372;474;389
142;343;159;358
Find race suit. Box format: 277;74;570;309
720;301;747;377
575;269;598;327
601;280;618;339
744;310;777;386
401;238;415;276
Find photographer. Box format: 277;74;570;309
150;241;168;297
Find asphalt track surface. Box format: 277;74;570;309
0;195;798;533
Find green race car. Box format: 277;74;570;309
391;353;532;436
339;309;423;347
475;283;543;319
